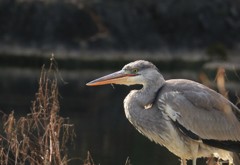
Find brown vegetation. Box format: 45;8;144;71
0;59;75;165
0;57;133;165
83;151;95;165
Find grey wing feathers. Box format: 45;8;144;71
158;80;240;141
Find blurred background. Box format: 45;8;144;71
0;0;240;164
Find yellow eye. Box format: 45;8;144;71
132;68;138;73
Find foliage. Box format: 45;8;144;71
0;59;75;165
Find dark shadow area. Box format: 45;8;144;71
0;0;240;50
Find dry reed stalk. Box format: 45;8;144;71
0;58;75;165
216;67;228;99
199;72;213;88
124;157;131;165
83;151;95;165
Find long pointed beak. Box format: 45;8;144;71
86;70;136;86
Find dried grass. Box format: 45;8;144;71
0;57;136;165
215;67;228;99
83;151;95;165
124;157;132;165
0;58;75;165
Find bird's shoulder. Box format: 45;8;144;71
164;79;213;93
159;79;235;112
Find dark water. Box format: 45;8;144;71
0;67;235;165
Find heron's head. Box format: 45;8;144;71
86;60;164;87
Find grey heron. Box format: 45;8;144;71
86;60;240;165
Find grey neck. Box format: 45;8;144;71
124;75;165;118
123;75;167;144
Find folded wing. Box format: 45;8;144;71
158;81;240;143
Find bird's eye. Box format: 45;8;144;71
132;68;138;73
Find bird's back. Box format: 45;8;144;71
158;79;240;152
162;79;240;122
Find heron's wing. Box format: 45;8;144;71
158;89;240;141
